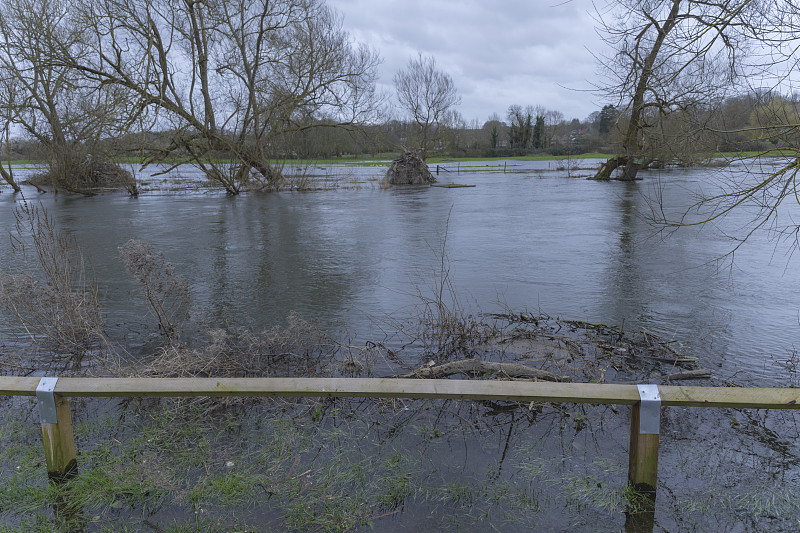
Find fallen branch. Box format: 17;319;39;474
0;360;35;371
634;354;698;366
663;369;711;382
397;359;570;382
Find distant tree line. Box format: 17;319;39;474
0;0;381;194
5;0;800;197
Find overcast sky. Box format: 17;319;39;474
329;0;610;126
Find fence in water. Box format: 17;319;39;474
4;376;800;515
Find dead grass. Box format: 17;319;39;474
119;239;190;341
134;312;342;378
408;208;495;362
0;204;106;356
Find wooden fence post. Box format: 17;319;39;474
628;385;660;493
37;378;77;478
41;395;77;478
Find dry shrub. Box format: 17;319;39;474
119;239;190;341
0;204;105;354
414;286;494;361
138;312;341;378
411;210;494;361
383;149;436;186
28;145;135;194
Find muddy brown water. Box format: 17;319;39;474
1;160;799;531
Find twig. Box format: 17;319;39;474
397;359;569;382
0;360;36;371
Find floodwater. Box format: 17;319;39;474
1;159;798;385
1;159;800;531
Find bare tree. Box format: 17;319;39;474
0;75;21;192
441;108;466;154
655;90;800;255
544;109;565;149
62;0;380;194
394;53;461;160
596;1;800;255
591;0;755;181
0;0;130;194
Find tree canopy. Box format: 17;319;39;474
393;53;461;160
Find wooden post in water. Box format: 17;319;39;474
628;385;660;493
41;395;77;479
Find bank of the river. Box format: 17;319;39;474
0;393;650;532
0;314;792;533
6;150;794;170
1;374;796;532
1;160;799;531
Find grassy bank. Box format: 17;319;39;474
1;394;796;532
6;150;800;171
426;153;613;164
0;397;648;532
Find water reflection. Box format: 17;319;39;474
603;182;648;324
1;163;798;384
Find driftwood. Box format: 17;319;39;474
384;149;435;186
397;359;570;382
663;369;711;382
635;354;697;367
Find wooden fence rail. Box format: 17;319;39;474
4;376;800;495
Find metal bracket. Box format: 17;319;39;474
36;377;59;424
637;384;661;435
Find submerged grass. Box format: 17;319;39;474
1;397;800;532
1;206;800;532
0;399;644;532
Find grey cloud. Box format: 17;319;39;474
330;0;606;121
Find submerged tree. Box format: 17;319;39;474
57;0;380;194
394;53;461;160
592;0;755;181
0;205;106;353
593;1;800;256
0;76;21;192
119;239;190;341
0;0;130;194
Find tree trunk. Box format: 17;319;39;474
619;160;641;181
397;359;569;382
591;156;627;180
245;154;284;190
614;0;683;183
0;164;20;192
1;126;20;192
